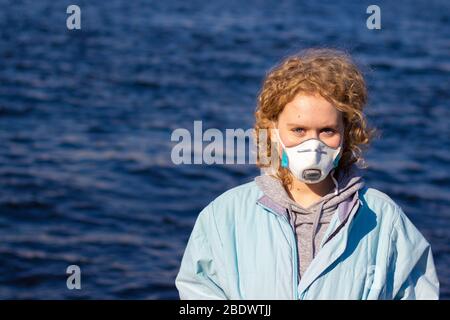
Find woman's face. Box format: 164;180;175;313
273;93;344;150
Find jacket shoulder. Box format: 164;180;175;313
357;186;411;234
360;186;403;218
197;180;263;229
362;186;399;207
360;187;427;241
211;180;263;207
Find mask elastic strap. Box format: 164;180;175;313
331;169;339;195
273;128;286;149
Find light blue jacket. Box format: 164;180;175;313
175;180;439;299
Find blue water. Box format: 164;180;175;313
0;0;449;299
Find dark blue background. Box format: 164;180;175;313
0;0;448;299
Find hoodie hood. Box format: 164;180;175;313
254;164;365;216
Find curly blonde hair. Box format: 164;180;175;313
254;48;376;188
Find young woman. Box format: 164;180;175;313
175;49;439;300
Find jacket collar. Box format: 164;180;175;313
256;195;289;219
256;189;359;225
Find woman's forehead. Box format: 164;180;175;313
279;94;342;125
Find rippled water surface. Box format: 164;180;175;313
0;0;449;299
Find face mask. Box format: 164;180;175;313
274;128;342;184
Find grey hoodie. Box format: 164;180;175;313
254;164;365;279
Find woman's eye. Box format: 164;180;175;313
321;128;336;135
292;128;305;134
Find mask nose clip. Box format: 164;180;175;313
302;169;322;181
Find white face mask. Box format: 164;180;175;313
274;128;342;184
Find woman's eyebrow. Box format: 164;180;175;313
320;124;339;128
286;122;307;127
286;123;338;128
